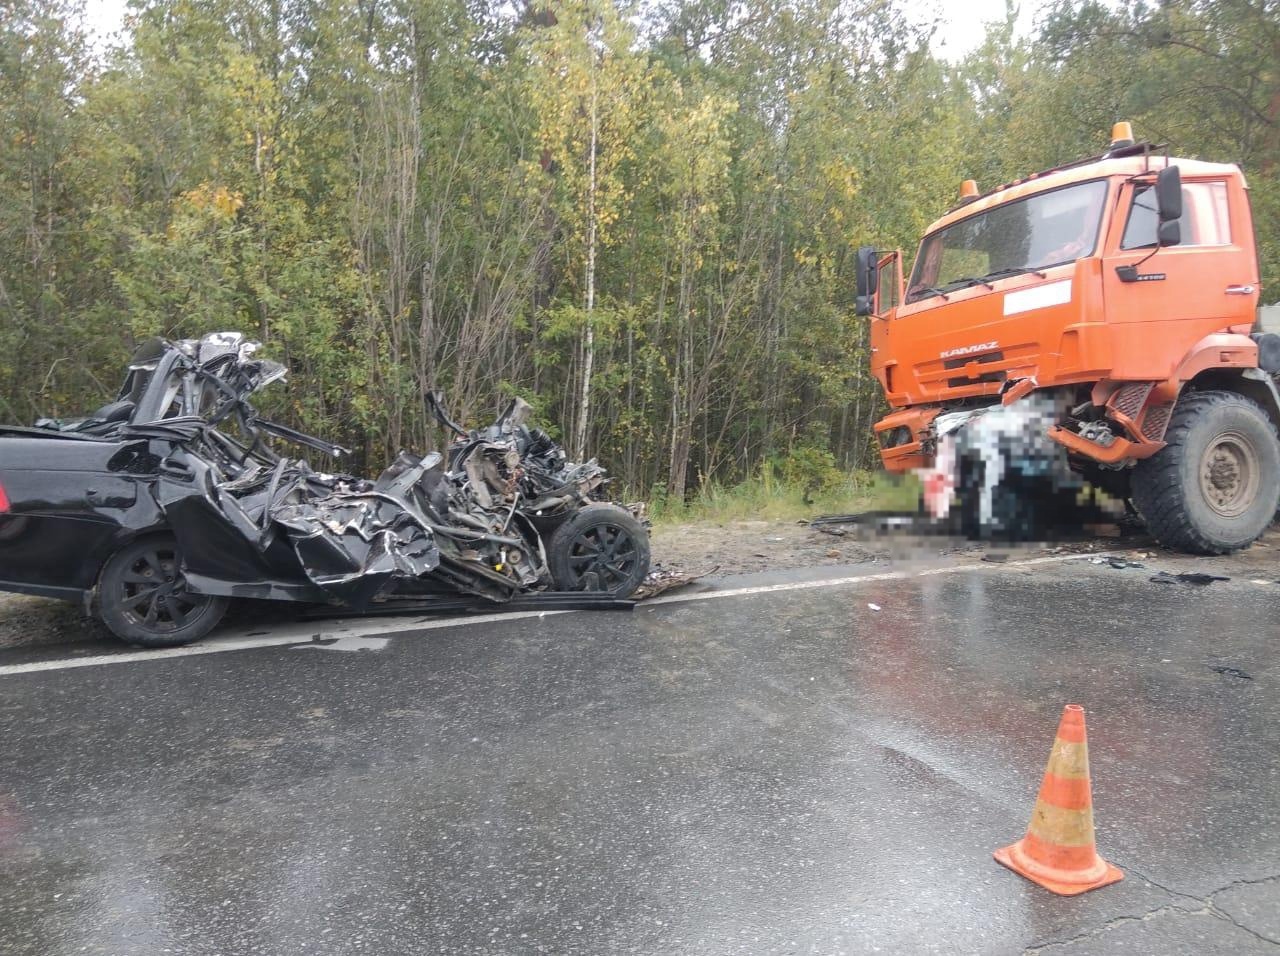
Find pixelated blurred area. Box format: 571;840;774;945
907;394;1121;541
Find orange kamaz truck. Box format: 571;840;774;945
857;123;1279;553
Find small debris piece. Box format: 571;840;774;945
867;603;882;612
1210;665;1252;681
981;553;1010;563
1090;556;1144;569
808;513;867;527
292;634;391;653
1150;571;1230;586
815;525;847;537
632;564;719;601
826;549;841;558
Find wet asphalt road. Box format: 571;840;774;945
0;555;1277;955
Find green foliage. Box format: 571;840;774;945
647;467;918;526
0;0;1273;491
770;438;843;497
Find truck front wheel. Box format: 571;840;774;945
1131;390;1280;554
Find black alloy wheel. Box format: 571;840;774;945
98;536;228;647
548;503;651;597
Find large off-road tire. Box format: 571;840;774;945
98;536;228;647
547;503;650;597
1131;390;1280;554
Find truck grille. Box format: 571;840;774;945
943;351;1006;388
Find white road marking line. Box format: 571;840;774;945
0;608;571;677
641;551;1110;605
0;552;1110;677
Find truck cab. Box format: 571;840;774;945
860;124;1279;553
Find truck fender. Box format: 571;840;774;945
1129;332;1268;445
1166;332;1259;398
1156;331;1278;434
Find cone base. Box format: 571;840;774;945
994;840;1124;896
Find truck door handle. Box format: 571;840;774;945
1225;285;1255;295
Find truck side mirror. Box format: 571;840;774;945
1155;165;1181;222
855;245;878;316
1157;219;1181;247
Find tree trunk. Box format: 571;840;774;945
574;68;599;460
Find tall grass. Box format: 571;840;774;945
647;468;921;526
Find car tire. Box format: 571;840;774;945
98;536;228;647
547;504;650;597
1132;390;1280;554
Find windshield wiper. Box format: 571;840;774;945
941;275;997;292
941;266;1046;292
907;286;951;302
981;266;1049;281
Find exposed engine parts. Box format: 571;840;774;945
2;332;650;646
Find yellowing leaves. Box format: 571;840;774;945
180;183;245;220
821;158;860;202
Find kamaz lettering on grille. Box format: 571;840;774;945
939;341;998;360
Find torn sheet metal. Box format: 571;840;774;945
10;332;650;616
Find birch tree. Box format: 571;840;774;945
525;0;645;458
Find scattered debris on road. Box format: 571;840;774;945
1150;571;1231;586
1209;665;1253;681
1090;556;1145;569
632;564;718;600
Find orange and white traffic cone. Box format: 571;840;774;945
994;704;1124;896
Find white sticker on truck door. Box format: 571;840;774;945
1003;279;1072;316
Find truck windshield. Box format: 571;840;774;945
907;179;1108;302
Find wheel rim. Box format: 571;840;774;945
1199;430;1260;519
117;545;205;633
565;522;640;591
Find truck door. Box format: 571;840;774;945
1102;175;1257;380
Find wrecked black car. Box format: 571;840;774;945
0;333;649;647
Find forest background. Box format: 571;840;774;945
1;0;1276;509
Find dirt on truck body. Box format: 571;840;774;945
0;333;649;648
858;122;1280;552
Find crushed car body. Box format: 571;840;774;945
0;333;650;647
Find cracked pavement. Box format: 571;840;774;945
0;553;1277;953
1025;873;1280;954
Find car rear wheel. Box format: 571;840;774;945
98;536;228;647
547;504;650;597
